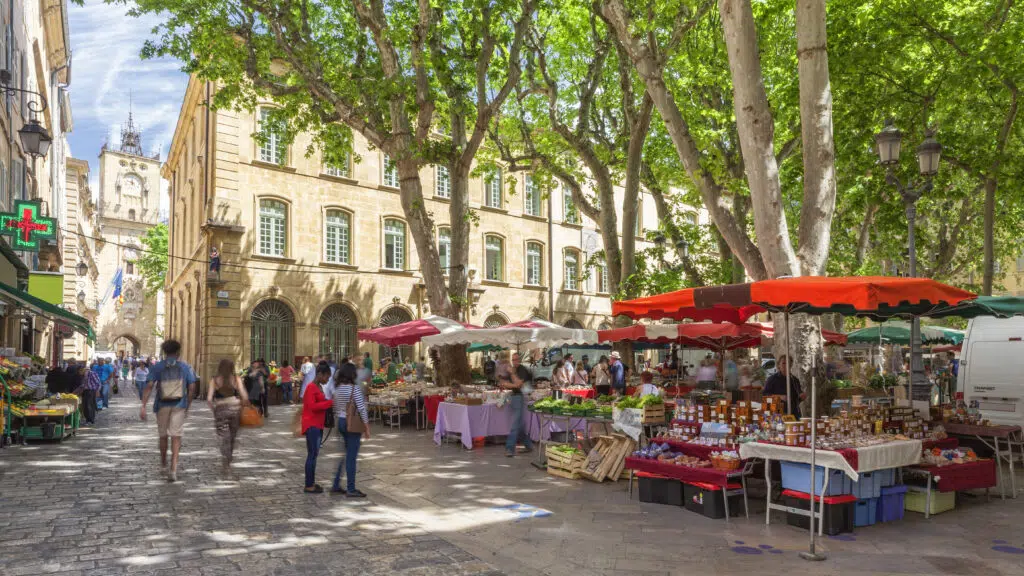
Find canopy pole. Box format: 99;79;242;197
800;353;826;562
785;310;793;415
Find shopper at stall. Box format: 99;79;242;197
134;360;150;399
563;353;576;384
299;356;316;397
593;356;611;396
330;363;371;497
73;365;100;425
501;353;534;457
385;356;400;382
278;360;295;404
582;355;592;375
301;365;334;493
207;359;249;472
551;359;567;387
572;361;589;387
635;371;661;397
140;340;198;483
696;356;718;390
244;360;266;416
415;356;427;381
609;352;626;395
763;355;804;418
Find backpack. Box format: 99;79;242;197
158;361;186;402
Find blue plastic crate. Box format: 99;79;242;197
875;468;896;488
780;461;851;496
854;497;878;527
851;471;882;499
877;485;907;523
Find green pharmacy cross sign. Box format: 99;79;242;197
0;200;57;251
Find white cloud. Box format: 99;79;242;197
67;1;187;207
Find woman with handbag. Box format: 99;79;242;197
330;363;371;497
301;365;334;493
206;359;250;472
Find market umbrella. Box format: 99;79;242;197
467;342;504;353
357;315;480;347
846;321;964;345
925;295;1024;319
421;317;597;351
930;344;962;354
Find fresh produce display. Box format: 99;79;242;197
921;447;980;467
550;444;584;456
596;394;616;404
532;397;566;412
616;394;664;410
631;442;711;468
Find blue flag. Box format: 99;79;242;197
111;268;123;300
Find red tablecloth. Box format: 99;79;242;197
562;388;596;399
424;395;445;425
922;437;959;450
909;459;997;492
940;422;1022;439
625;457;736;488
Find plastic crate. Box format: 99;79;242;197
683;481;745;519
876;468;896;488
780;461;851;496
877;485;907;523
854;497;878;527
904;486;955;515
851;471;882;499
637;473;684;506
781;490;856;536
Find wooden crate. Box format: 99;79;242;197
546;466;582;480
641;404;666;424
545;444;586;470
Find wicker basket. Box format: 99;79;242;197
710;455;741;471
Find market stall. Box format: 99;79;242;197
936;421;1022;499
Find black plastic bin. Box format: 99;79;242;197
637;473;684;506
683;481;744;519
782;489;856;535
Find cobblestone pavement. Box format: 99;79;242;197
3;390;1024;576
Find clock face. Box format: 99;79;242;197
123;174;143;196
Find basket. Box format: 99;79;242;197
710;455;741;471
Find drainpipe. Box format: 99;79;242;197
547;191;553;322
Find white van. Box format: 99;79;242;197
957;316;1024;427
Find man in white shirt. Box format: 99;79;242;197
562;353;576;384
299;356;316;398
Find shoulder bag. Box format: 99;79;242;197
344;385;366;434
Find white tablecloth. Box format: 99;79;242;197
739;440;922;481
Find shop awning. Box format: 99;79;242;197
0;281;94;341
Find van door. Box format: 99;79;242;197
964;339;1024;426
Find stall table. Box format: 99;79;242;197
562;388;596;400
740;440;923;534
433;402;514;450
939;422;1022;499
904;459;998;518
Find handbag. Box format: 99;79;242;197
291;408;303;437
344;385;366;434
240;405;264;428
324;407;336;429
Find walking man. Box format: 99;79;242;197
140;340;198;482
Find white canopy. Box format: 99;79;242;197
421;318;598;350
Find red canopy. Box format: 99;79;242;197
357;315;479;347
930;344;962;353
613;276;976;319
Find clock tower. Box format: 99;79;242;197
92;112;165;358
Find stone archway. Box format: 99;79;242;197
112;334;141;359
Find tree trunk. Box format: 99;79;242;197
719;0;798;279
794;0;838;276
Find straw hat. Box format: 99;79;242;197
610;351;621;359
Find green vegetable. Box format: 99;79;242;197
638;394;664;407
616;397;640;409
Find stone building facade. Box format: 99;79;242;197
163;77;707;382
91;117;165;358
60;157;99;360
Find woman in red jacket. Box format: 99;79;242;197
301;365;334;493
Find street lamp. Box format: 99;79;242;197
76;261;88;277
0;70;52;159
875;119;942;404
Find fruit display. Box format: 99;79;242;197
631;442;711;468
921;447;980;467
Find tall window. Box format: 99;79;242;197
126;262;135;275
564;249;579;290
438;227;451;274
324;152;351;178
526;242;543;286
594;259;609;293
319;304;357;361
684;212;698;225
435;165;451;198
378;307;414;361
383;155;399;188
384;218;406;270
258;199;287;257
325;210;351;264
250;299;294;364
258;108;286;164
485;235;504;281
13;158;24;200
484;168;502;208
525;175;541;216
563;185;579;224
128;209;136;220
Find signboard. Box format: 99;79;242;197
0;200;57;251
217;290;229;299
28;272;64;305
217;300;229;308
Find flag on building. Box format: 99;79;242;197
111;268;123;301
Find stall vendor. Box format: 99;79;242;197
763;355;804;418
385;357;400;383
634;371;661;397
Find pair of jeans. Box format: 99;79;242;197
332;418;362;493
99;382;111;409
304;427;322;488
81;389;97;423
135;380;147;400
505;394;533;453
281;382;293;403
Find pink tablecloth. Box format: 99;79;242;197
525;411;589;442
433;402;516;449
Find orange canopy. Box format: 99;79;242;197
612;276;976;320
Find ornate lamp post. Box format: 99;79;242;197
0;70;52;159
875;119;942;403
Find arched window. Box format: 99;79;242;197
383;218;406;270
525;241;543;286
378;307;413;362
437;227;451;274
598;321;612;331
564;319;584;329
250;299;294;364
128;208;136;220
483;313;508;328
258;199;287;257
564;249;580;291
320;303;358;361
324;209;351;264
484;234;504;281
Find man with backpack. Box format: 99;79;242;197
139;340;198;482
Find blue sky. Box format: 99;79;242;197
66;1;187;202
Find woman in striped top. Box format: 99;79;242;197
330;363;371;497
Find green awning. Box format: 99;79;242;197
847;321;963;345
927;296;1024;319
0;281;94;341
468;343;505;353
